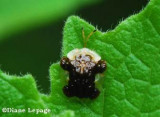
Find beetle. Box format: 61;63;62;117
60;28;107;99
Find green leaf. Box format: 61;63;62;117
49;0;160;116
55;110;75;117
0;71;50;117
0;70;74;117
1;0;160;117
0;0;96;39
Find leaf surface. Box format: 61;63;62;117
0;0;96;39
50;0;160;116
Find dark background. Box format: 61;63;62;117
0;0;148;94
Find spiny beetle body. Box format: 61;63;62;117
60;28;107;99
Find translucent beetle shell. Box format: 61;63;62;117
60;28;107;99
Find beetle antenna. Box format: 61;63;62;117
82;28;97;47
82;27;86;47
84;29;96;47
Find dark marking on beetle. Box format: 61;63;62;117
60;54;106;99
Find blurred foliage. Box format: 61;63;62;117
0;0;148;94
0;0;97;39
